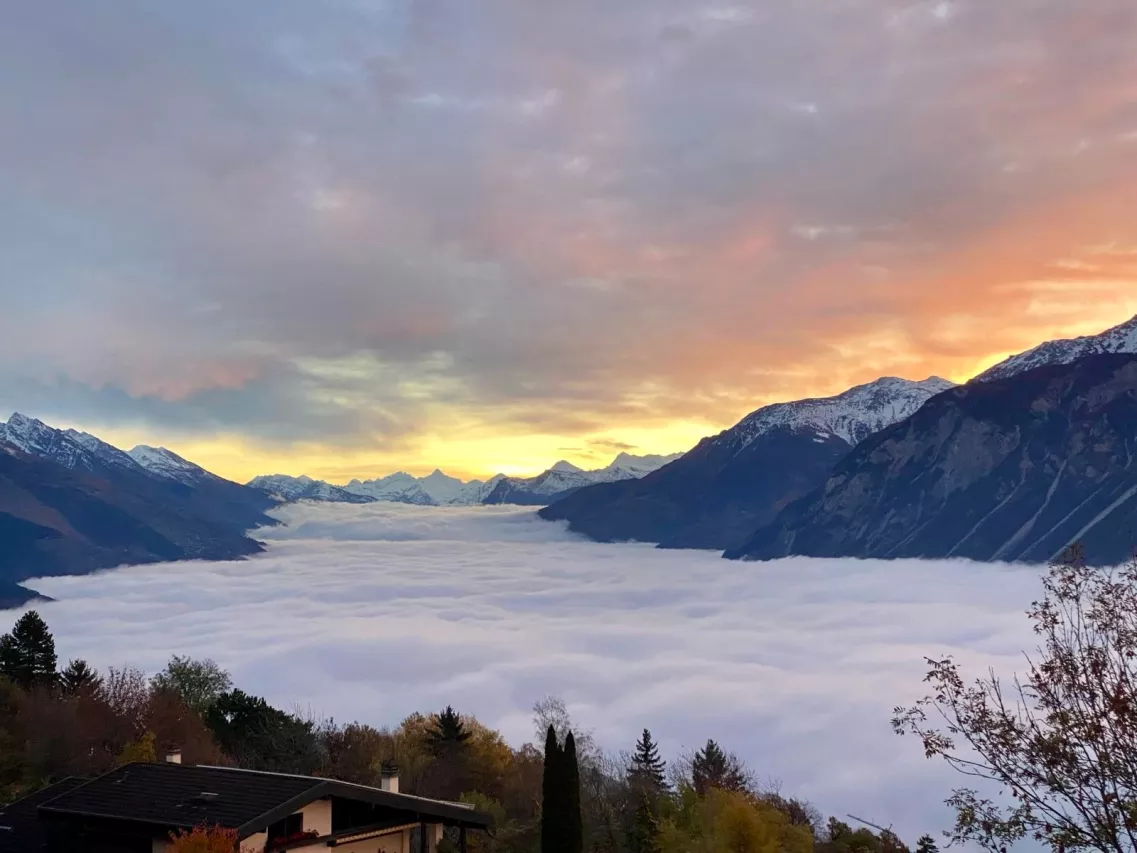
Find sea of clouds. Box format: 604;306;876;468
9;503;1048;840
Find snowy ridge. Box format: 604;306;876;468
726;376;957;450
973;314;1137;384
491;452;685;498
246;474;376;504
343;472;440;506
343;470;507;506
251;453;681;507
0;413;143;473
129;445;211;485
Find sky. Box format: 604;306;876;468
12;502;1048;841
1;0;1137;482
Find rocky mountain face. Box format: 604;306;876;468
0;418;278;607
974;313;1137;383
729;354;1137;566
540;377;954;549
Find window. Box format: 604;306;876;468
267;812;305;848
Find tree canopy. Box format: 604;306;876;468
894;548;1137;853
0;611;57;689
151;655;232;715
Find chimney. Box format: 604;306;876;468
380;760;399;794
165;749;182;765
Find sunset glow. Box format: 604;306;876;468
2;2;1136;482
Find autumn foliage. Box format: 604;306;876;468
169;824;253;853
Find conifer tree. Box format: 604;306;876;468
626;793;661;853
564;732;583;853
0;611;57;689
60;659;102;696
628;729;666;793
915;835;938;853
426;706;472;756
542;724;564;853
690;739;749;796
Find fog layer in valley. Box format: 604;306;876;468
12;503;1045;839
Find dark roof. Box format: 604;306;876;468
38;763;492;837
0;778;88;852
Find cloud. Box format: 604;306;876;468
11;502;1047;839
2;0;1136;466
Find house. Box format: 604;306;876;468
0;754;493;853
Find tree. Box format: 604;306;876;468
151;656;232;715
818;819;909;853
628;730;666;794
659;788;812;853
533;696;598;762
914;835;938;853
542;724;564;853
169;824;255;852
117;731;158;766
626;793;661;853
689;739;750;797
893;548;1137;853
59;659;102;696
756;790;823;837
206;689;319;774
564;732;583;853
0;611;57;689
426;706;472;756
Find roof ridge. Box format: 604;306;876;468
197;764;472;809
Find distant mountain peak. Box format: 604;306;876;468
246;473;373;504
551;460;584;473
974;314;1137;384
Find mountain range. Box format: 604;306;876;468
5;312;1137;606
545;313;1137;566
730;354;1137;565
540;377;954;549
248;452;683;508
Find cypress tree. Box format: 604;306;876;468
0;611;58;689
541;724;563;853
564;732;583;853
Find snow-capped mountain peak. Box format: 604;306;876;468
341;471;438;506
129;445;210;485
0;413;142;473
483;452;685;503
246;473;374;504
0;413;61;457
727;375;957;451
973;314;1137;384
602;451;684;478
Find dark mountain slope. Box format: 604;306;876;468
541;427;851;548
539;377;953;550
0;442;269;607
729;354;1137;566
